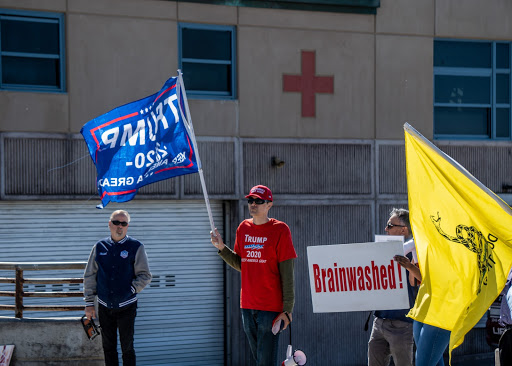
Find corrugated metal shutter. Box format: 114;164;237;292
0;200;224;366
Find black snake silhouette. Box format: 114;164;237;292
430;213;495;294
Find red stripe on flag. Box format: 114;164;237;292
156;162;194;173
108;189;137;196
100;189;137;199
154;84;176;103
88;111;139;163
155;135;195;174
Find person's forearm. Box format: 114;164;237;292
279;259;295;313
408;264;422;284
218;246;242;271
394;255;422;285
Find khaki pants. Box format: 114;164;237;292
368;317;414;366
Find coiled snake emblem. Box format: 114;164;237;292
430;213;495;294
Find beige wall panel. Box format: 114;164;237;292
436;0;512;39
187;99;238;136
0;92;68;132
67;13;178;132
376;35;433;139
238;27;375;138
0;0;65;12
239;7;374;33
376;0;434;36
177;2;237;24
68;0;176;19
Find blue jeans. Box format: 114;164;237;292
413;320;450;366
241;309;280;366
98;302;137;366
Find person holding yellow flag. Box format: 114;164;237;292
394;242;448;366
413;321;449;366
408;270;449;366
368;208;418;366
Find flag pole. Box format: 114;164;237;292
177;70;216;234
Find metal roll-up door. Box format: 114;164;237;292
0;200;225;366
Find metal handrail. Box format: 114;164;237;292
0;261;87;318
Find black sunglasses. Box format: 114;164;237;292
247;198;270;205
386;222;405;229
111;220;128;227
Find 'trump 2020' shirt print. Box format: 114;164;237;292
242;234;268;263
234;218;297;312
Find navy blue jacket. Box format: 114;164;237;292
84;235;152;309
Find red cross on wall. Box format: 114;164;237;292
283;50;334;117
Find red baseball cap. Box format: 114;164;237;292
245;185;273;201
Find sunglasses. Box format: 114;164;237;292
247;198;270;205
386;222;405;229
111;220;128;227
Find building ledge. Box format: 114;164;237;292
176;0;380;14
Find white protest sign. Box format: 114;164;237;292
377;235;418;263
307;241;409;313
375;235;404;243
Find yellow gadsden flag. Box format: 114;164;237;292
404;123;512;359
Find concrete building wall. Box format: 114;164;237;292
375;35;433;139
0;92;69;133
67;0;178;132
1;0;512;138
376;0;435;35
436;0;512;39
238;25;375;138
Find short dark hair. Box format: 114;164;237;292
390;208;411;232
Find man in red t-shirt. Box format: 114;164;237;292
211;185;297;366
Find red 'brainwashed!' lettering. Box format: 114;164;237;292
312;261;402;293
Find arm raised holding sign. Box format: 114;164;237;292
394;254;422;285
368;208;417;366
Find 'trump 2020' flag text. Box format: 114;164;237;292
81;76;198;208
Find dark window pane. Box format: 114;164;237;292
182;62;230;93
435;107;489;136
2;56;59;87
434;41;491;68
435;75;490;104
497;74;510;104
182;28;231;60
497;43;510;69
1;18;59;54
496;108;510;138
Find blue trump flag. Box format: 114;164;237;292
81;76;199;208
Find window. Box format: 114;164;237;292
178;23;236;99
434;40;511;139
0;9;65;92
